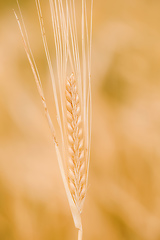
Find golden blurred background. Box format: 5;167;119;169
1;0;160;239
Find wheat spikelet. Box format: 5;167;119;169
65;73;86;213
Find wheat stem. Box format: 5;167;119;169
78;228;83;240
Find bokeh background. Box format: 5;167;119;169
1;0;160;239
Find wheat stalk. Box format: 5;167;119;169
14;0;93;239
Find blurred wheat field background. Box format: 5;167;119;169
1;0;160;239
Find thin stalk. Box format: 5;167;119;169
78;228;83;240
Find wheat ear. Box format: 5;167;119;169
15;0;93;239
65;73;87;214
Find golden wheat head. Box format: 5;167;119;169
65;73;87;213
15;0;93;239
